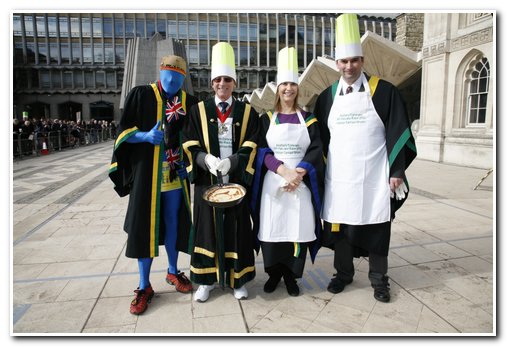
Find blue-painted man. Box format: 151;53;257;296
109;55;198;314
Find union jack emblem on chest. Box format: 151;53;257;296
166;147;181;169
165;96;185;124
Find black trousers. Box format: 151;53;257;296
333;234;388;286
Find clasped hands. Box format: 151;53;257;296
205;154;231;176
277;165;306;192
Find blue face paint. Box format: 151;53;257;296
160;70;185;98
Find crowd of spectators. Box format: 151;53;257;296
13;116;117;157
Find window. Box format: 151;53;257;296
96;71;105;88
13;15;22;36
219;19;228;40
51;70;61;88
14;42;23;63
14;69;28;89
92;17;102;37
178;21;187;38
74;71;83;88
40;70;50;88
229;21;238;40
106;71;116;88
125;19;134;38
103;18;113;37
36;16;46;37
146;20;155;37
136;19;145;37
115;43;124;63
72;42;81;64
63;71;73;88
199;22;208;39
26;42;36;63
188;21;197;39
49;42;58;63
249;71;258;89
199;43;208;64
188;44;198;64
47;16;57;37
209;22;217;40
250;46;257;65
167;20;177;38
198;69;209;88
70;17;80;37
38;42;48;62
156;17;166;37
115;19;124;36
239;46;248;65
239;23;248;41
24;15;34;37
467;57;489;126
83;44;92;63
31;69;40;88
94;42;103;63
249;23;257;40
82;17;91;37
85;71;94;88
105;44;114;63
59;16;69;37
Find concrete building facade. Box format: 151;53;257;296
12;12;395;122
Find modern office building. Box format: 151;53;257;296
12;12;396;122
12;12;494;169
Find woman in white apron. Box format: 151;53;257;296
250;47;325;297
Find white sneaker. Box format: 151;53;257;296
194;284;215;302
233;285;248;300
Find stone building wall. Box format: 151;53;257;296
396;13;424;52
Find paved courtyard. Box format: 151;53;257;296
10;140;495;335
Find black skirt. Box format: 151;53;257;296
261;241;309;278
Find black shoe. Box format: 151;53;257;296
283;276;300;297
264;274;282;293
327;276;352;294
372;277;391;303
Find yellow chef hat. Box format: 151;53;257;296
335;13;363;60
211;42;237;82
276;47;299;87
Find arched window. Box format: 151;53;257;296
466;57;489;126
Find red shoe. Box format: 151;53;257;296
166;271;193;293
130;286;154;315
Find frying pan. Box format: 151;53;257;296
202;171;246;208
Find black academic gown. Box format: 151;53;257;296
314;74;417;256
182;98;259;289
250;110;325;276
109;83;198;259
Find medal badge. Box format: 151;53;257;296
218;122;229;135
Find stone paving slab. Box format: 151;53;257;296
9;141;496;336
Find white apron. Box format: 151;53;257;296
322;73;391;224
218;116;233;183
258;110;316;242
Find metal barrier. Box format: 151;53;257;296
13;127;116;159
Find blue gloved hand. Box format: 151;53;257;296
142;121;163;145
176;162;188;180
126;121;163;145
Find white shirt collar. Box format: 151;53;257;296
215;96;233;108
339;73;364;94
